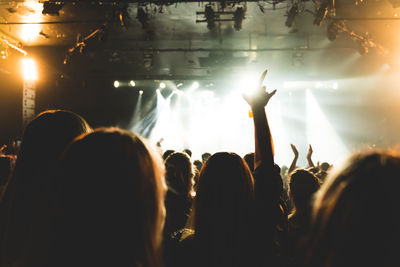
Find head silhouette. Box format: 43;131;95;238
4;110;91;266
289;169;320;212
165;152;194;199
308;151;400;267
193;152;254;266
52;128;166;267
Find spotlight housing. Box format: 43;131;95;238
192;81;199;89
327;22;339;41
42;1;64;16
233;7;245;31
313;3;328;26
205;5;215;30
285;4;299;28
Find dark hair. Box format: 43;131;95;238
243;152;255;173
288;169;320;212
201;152;211;163
307;151;400;267
52;128;166;267
163;149;175;160
192;152;255;266
165;152;194;199
193;160;203;173
183;149;192;158
0;155;15;201
4;110;91;266
320;162;330;172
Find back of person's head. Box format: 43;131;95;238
289;169;320;212
308;151;400;267
183;149;192;158
3;110;91;266
280;165;288;177
165;152;194;199
52;128;166;267
17;110;91;170
163;149;175;160
320;162;331;172
193;160;203;172
201;152;211;163
193;152;254;263
243;152;255;173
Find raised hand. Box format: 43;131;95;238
291;144;299;158
307;144;313;159
243;70;277;109
289;144;299;174
306;144;315;167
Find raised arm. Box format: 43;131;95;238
243;70;276;170
288;144;299;174
306;144;315;168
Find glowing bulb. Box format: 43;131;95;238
239;74;258;97
192;81;199;89
156;89;160;93
129;80;136;87
20;1;43;43
160;82;166;89
139;90;143;94
22;58;38;81
114;80;120;88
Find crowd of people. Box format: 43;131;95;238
0;72;398;267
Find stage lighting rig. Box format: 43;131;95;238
42;1;64;16
137;7;149;29
285;4;299;28
233;7;245;31
313;2;328;26
205;5;216;30
327;22;339;41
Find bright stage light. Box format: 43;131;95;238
20;1;43;43
306;89;348;164
160;82;166;89
139;90;143;94
22;58;38;81
192;81;199;89
156;89;160;93
238;74;259;97
114;80;120;88
177;83;183;88
129;80;136;87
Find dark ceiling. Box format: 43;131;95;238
0;0;400;80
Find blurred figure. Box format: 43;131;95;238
2;110;91;267
163;149;175;161
307;151;400;267
193;160;203;173
164;152;195;237
0;155;16;201
201;152;211;163
178;152;256;267
50;128;166;267
287;169;320;267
